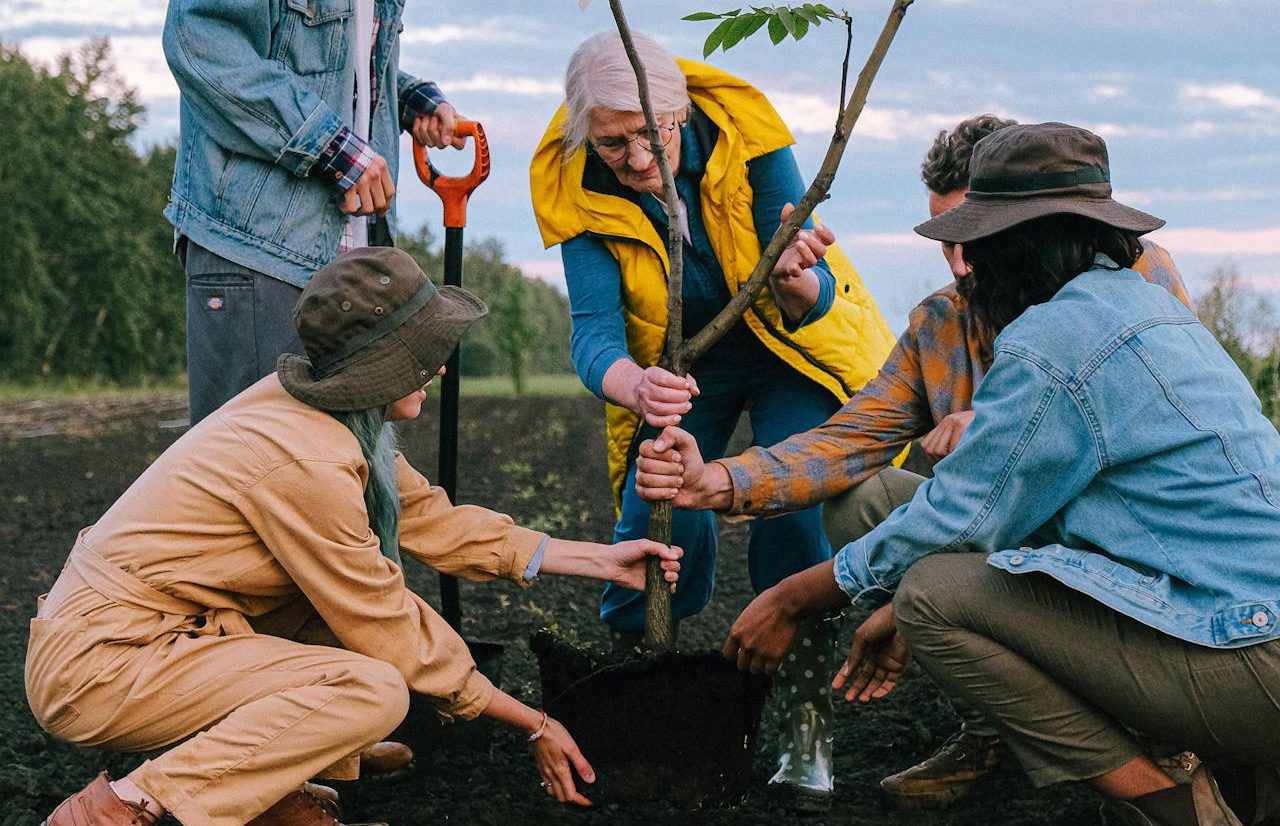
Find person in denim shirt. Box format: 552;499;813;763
683;123;1280;826
162;0;465;424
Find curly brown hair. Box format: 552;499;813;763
921;114;1019;195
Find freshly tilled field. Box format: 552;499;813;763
0;394;1096;825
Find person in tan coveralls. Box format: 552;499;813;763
28;247;682;826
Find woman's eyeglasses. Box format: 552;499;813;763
591;116;680;163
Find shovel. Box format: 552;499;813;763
390;120;498;756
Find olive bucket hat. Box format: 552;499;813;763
278;247;488;412
914;122;1164;244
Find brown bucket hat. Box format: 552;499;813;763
914;122;1164;244
278;247;487;412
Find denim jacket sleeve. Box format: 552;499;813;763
747;147;835;331
561;234;633;400
162;0;346;177
834;347;1103;606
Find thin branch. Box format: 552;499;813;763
675;0;914;369
608;0;684;368
607;0;683;651
838;13;852;128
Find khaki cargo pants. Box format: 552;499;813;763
26;539;409;826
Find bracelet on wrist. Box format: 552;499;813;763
527;709;549;742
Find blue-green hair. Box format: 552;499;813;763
334;408;401;566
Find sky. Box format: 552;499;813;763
7;0;1280;330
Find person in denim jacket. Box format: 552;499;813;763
657;123;1280;826
162;0;464;424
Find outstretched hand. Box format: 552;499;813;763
531;715;595;806
722;588;798;675
833;603;910;702
605;539;682;591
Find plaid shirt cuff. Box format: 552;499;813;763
721;459;759;515
315;126;374;192
400;81;447;131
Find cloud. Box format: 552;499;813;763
438;73;561;97
0;1;164;32
1114;186;1274;207
398;19;536;47
1240;272;1280;291
846;232;936;249
1151;225;1280;256
1091;84;1126;100
18;35;177;100
765;92;968;141
1181;82;1280;113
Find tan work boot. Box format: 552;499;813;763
248;786;387;826
42;773;158;826
358;741;414;776
880;729;1002;810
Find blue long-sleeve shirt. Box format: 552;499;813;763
561;111;834;398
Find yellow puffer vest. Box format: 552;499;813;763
530;59;896;509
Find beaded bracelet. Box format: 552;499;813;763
527;709;549;742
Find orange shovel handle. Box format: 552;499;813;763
413;119;490;228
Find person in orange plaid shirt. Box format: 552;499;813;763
633;114;1193;810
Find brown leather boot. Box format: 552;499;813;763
247;787;387;826
43;773;158;826
358;741;414;776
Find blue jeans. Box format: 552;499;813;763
183;240;305;425
602;344;841;631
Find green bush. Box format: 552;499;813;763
0;39;184;382
0;39;574;387
397;227;573;382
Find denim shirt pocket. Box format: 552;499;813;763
275;0;354;76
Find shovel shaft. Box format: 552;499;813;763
438;226;465;630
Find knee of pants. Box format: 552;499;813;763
823;468;924;548
344;658;411;742
892;554;970;647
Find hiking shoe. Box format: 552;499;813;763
880;730;1002;810
358;741;414;777
43;773;157;826
248;787;387;826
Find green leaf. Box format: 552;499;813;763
721;12;768;50
767;13;788;44
791;14;809;39
682;11;722;21
795;6;821;26
776;6;797;37
814;3;841;18
703;17;736;57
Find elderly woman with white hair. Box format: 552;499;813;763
529;30;895;803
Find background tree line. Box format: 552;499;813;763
0;39;572;391
1;39;1277;423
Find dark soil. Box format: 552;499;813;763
0;394;1099;825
